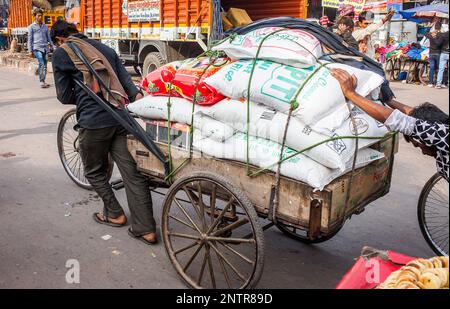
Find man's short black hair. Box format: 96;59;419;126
410;102;449;124
50;20;79;43
33;8;43;16
435;22;442;31
359;11;375;23
338;16;355;29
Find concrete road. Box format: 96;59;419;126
0;67;448;289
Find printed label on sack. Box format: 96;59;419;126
350;117;370;135
261;65;315;109
326;134;347;154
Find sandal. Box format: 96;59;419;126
127;228;158;245
93;212;126;228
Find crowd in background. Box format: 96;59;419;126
319;4;449;88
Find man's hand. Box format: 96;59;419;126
331;68;358;99
134;92;144;102
383;10;395;23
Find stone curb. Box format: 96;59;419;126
0;52;53;75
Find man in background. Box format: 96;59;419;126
436;27;448;89
335;16;358;50
353;10;395;58
28;8;54;88
0;16;7;51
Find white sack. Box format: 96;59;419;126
127;96;234;142
201;99;383;170
212;27;323;68
193;131;385;191
205;60;384;125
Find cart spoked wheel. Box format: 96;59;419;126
161;172;265;289
418;173;449;256
275;222;342;244
57;108;113;190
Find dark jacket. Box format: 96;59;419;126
339;30;359;50
425;31;445;55
53;33;139;129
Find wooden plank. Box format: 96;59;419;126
127;135;396;232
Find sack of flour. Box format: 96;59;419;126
127;96;234;142
201;98;365;170
193;130;385;190
205;60;384;125
315;105;389;149
212;27;323;68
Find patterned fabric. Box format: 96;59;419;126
385;110;449;181
319;16;330;26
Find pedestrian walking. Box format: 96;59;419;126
425;23;445;88
28;8;55;88
0;16;7;51
436;30;449;89
51;20;158;245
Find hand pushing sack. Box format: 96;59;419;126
204;60;384;125
212;27;323;68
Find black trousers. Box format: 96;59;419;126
79;126;156;235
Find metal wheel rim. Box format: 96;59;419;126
162;176;261;289
421;176;449;256
58;111;92;189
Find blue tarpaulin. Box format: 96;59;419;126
399;3;449;23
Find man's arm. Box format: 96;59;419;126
385;98;414;115
27;25;33;54
113;52;140;102
53;48;76;105
45;25;56;49
331;68;394;123
352;24;382;42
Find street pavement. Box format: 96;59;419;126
0;67;448;289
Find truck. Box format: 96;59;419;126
8;0;70;45
8;0;308;75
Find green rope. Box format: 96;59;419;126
164;51;229;183
245;28;290;175
159;27;390;194
248;133;396;178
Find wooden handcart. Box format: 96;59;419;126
125;121;399;289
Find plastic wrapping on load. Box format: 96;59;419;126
204;60;384;126
140;57;228;106
170;57;229;106
193;130;385;191
140;61;181;97
212;27;323;68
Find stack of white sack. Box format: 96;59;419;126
192;129;385;191
127;96;389;171
204;59;384;131
211;27;324;68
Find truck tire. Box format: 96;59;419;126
142;52;166;76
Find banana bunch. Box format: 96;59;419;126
378;256;449;289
